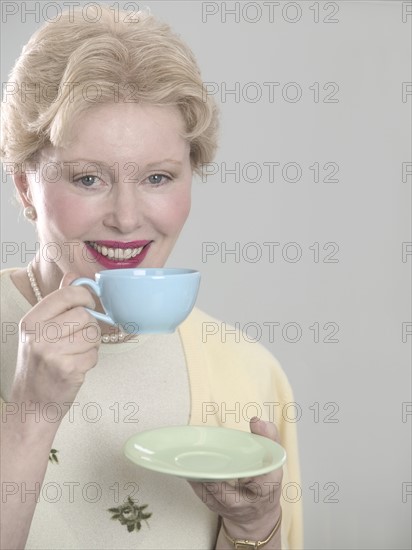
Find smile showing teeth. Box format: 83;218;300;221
87;242;144;260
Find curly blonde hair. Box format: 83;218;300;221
1;5;219;175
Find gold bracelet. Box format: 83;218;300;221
221;508;282;550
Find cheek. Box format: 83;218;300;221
154;187;191;233
41;190;96;235
174;193;191;228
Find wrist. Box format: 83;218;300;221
2;401;60;443
221;508;282;549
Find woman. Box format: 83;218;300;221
1;5;302;549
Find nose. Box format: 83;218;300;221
102;185;144;234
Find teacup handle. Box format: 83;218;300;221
70;278;117;326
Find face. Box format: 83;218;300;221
17;103;193;290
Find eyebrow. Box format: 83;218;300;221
59;158;183;170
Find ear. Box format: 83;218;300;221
13;171;34;208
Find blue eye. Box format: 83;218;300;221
79;175;97;187
148;174;170;185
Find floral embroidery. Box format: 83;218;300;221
108;496;152;533
48;449;59;464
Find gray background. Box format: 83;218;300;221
1;1;411;548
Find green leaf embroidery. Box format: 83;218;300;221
107;496;152;533
48;449;59;464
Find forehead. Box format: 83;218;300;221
45;103;189;164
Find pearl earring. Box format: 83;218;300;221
23;206;37;221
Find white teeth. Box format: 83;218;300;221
88;242;146;261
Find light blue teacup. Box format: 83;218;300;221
71;268;200;334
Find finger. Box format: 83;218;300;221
236;419;281;486
60;329;101;354
59;272;82;289
52;306;101;339
60;272;100;310
57;347;99;375
29;285;96;322
250;417;279;443
33;327;100;359
70;347;99;368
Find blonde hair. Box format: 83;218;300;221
1;5;219;175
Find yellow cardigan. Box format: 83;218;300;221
180;307;303;549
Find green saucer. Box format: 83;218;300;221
123;425;286;481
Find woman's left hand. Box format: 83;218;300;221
188;418;283;545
